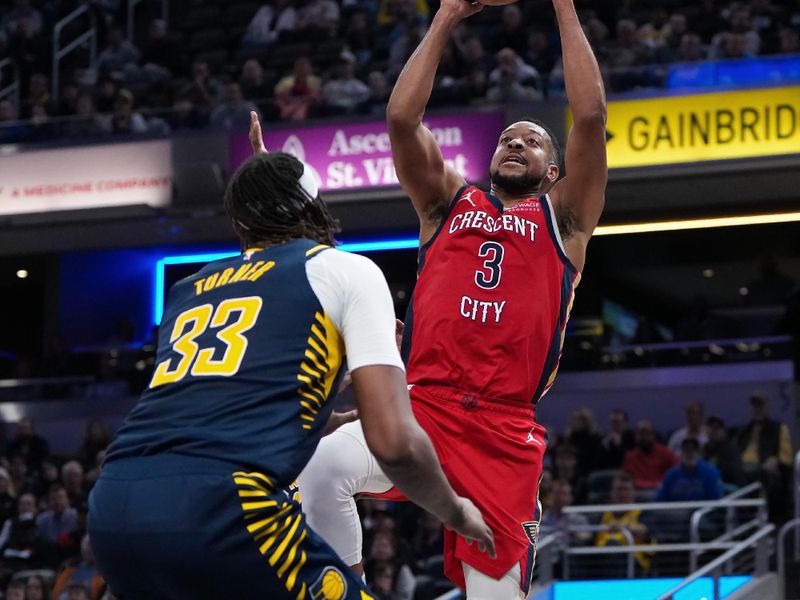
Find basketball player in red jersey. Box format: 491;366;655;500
282;0;606;597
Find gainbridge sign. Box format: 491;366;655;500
572;86;800;169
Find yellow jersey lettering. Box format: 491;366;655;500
216;267;234;287
203;272;220;292
230;263;255;283
248;261;276;282
194;279;204;295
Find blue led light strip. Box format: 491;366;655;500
153;237;419;324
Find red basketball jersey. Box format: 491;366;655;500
402;185;580;407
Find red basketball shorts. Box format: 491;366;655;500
367;384;547;593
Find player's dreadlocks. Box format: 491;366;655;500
224;152;340;249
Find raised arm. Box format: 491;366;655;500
386;0;481;242
548;0;608;270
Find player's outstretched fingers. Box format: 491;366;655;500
446;497;496;559
249;111;268;155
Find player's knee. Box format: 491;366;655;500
298;431;365;503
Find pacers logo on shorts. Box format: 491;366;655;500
310;566;347;600
521;521;540;547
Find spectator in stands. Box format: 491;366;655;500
655;438;723;502
64;583;90;600
239;60;273;104
94;78;118;114
76;420;111;473
779;26;799;54
0;467;15;523
623;420;677;490
25;574;50;600
178;61;222;117
364;530;415;600
552;443;586;504
9;456;35;497
0;99;26;143
34;459;61;503
457;35;493;76
56;83;80;117
595;472;651;573
675;33;707;62
598;408;636;469
704;416;746;487
96;27;141;79
22;72;53;119
363;70;391;116
36;484;79;557
100;89;148;135
524;29;557;80
322;53;371;115
563;408;602;477
0;493;44;568
654;13;688;62
242;1;298;47
717;31;751;59
297;0;341;38
3;0;43;38
210;83;260;131
8;418;49;470
538;480;591;544
608;18;652;69
61;461;87;514
387;20;425;80
377;0;429;44
5;580;25;600
487;48;542;103
345;10;375;65
52;534;104;600
85;450;105;488
489;47;542;89
667;400;709;455
140;19;181;77
274;56;321;121
489;4;527;54
411;511;443;564
737;391;794;520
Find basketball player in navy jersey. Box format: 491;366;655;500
287;0;608;597
88;149;493;599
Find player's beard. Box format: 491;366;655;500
490;168;543;197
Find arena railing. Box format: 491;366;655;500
0;58;20;108
52;5;98;100
656;523;775;600
776;450;800;599
559;489;768;580
688;481;765;571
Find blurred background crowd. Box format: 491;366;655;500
0;0;799;142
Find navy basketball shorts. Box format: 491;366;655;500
88;455;372;600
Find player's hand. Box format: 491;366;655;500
249;111;268;155
323;409;359;436
438;0;484;22
395;319;404;353
444;497;496;559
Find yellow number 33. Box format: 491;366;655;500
150;296;263;388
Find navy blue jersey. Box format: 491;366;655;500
106;239;345;487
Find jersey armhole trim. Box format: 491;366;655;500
541;193;578;274
419;183;471;255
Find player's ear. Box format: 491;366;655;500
547;163;559;183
